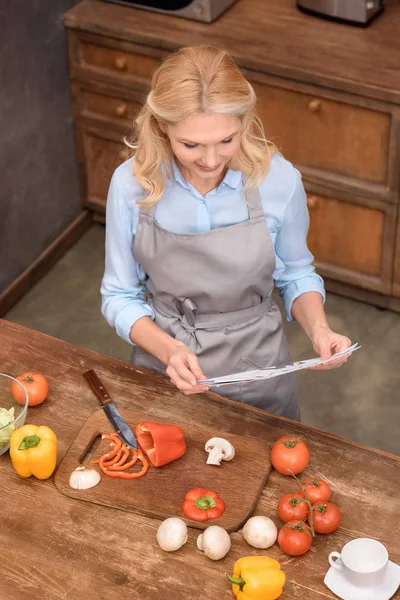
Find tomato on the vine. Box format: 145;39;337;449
300;479;331;504
278;493;308;523
271;435;310;475
11;372;49;407
310;502;341;534
278;519;313;556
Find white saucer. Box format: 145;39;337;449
324;561;400;600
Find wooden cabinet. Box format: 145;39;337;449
64;0;400;311
306;193;396;295
254;83;391;185
79;88;143;125
81;131;128;211
68;32;162;90
393;219;400;298
79;42;160;81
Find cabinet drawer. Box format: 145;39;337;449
82;131;130;211
77;40;160;87
81;89;144;125
254;83;391;184
393;218;400;298
307;193;394;292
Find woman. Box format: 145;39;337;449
101;45;351;420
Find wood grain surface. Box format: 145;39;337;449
54;408;271;532
1;319;399;600
64;0;400;104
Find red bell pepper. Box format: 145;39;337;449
135;422;186;467
181;488;225;522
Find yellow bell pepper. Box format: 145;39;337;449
10;424;57;479
227;556;286;600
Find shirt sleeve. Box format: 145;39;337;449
100;172;155;345
273;169;326;321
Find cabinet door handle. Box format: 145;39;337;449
114;56;127;71
307;195;318;209
308;99;322;113
115;103;128;117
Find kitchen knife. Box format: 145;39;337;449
83;369;138;449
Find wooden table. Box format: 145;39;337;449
1;319;399;600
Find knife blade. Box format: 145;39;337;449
83;369;138;449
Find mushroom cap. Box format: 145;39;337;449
204;437;235;460
156;518;188;552
197;526;231;560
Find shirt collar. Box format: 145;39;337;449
165;159;242;190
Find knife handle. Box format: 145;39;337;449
83;369;112;406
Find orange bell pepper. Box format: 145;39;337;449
135;422;186;467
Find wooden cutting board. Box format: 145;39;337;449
54;408;272;532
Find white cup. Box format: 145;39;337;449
329;538;388;587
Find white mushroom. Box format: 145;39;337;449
69;466;101;490
156;518;188;552
197;526;231;560
242;516;278;549
205;437;235;466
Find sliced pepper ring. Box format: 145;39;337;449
111;444;130;468
98;451;149;479
109;449;138;471
92;434;122;464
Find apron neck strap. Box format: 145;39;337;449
140;203;156;217
243;176;265;219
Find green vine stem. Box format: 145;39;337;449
288;469;315;537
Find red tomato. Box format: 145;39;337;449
278;519;313;556
310;502;341;534
271;435;310;476
300;479;331;504
278;493;309;523
11;372;49;407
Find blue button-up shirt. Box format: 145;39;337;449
101;154;325;344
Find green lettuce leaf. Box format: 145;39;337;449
0;407;15;448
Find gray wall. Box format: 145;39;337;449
0;0;82;292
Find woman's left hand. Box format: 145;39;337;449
310;326;352;370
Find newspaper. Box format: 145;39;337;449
199;343;360;387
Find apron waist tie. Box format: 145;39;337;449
152;295;273;330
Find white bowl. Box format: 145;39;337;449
0;374;29;456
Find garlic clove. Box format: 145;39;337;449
69;467;101;490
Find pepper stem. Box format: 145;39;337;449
19;435;41;450
226;574;245;591
195;495;216;510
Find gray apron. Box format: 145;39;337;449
131;181;300;420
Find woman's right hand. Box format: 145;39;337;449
166;343;210;395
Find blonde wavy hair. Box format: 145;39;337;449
128;45;276;205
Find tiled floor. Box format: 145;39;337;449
5;224;400;455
